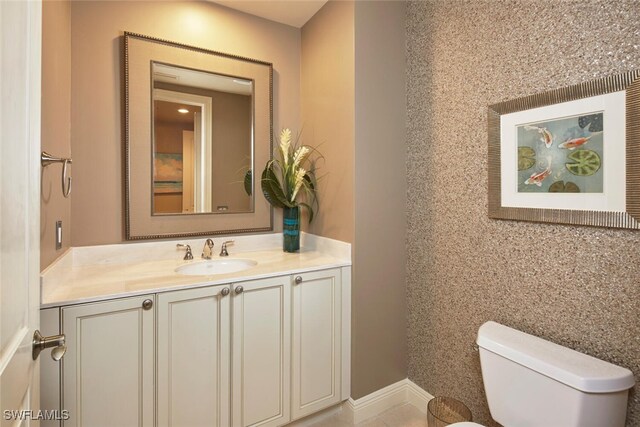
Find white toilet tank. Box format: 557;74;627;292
477;321;635;427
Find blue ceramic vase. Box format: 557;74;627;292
283;206;300;252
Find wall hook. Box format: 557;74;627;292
41;151;73;198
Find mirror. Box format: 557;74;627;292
125;32;272;239
151;63;253;215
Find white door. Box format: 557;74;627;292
61;296;155;427
157;285;231;427
0;0;43;425
291;269;342;420
231;277;291;427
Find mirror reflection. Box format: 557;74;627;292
151;62;253;215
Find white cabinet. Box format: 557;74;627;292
156;276;293;427
40;308;62;427
157;285;231;427
231;276;291;427
43;267;350;427
291;269;342;420
61;295;155;427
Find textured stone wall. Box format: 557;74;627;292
406;1;640;425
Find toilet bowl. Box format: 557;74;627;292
452;321;635;427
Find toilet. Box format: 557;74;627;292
451;321;635;427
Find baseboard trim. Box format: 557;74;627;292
285;379;434;426
405;379;434;414
344;379;434;424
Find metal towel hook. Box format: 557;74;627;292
41;151;72;198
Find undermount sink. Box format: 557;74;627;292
175;259;257;276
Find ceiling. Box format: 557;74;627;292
154;100;201;127
211;0;328;28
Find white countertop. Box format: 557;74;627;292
41;233;351;308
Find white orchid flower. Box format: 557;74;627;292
290;168;306;202
279;128;292;166
292;146;310;168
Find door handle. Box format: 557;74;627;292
32;330;67;361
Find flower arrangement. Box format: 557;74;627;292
261;128;320;221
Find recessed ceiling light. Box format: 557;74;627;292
178;108;189;114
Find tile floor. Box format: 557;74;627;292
307;403;427;427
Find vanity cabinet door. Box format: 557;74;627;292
291;269;342;420
62;295;155;427
157;285;231;427
231;276;291;427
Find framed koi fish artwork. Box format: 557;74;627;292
488;70;640;229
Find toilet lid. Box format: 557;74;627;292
449;423;485;427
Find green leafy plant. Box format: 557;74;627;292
243;170;252;196
261;129;321;222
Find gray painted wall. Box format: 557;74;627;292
354;0;408;399
41;0;71;269
303;0;408;399
406;1;639;425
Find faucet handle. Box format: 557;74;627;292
202;239;215;259
220;240;234;257
176;243;193;260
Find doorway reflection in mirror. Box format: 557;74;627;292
151;62;253;215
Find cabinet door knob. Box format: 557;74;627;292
294;276;303;284
235;285;244;294
221;287;230;296
142;299;153;310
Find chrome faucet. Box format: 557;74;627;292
202;239;215;259
176;243;193;260
219;240;234;257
